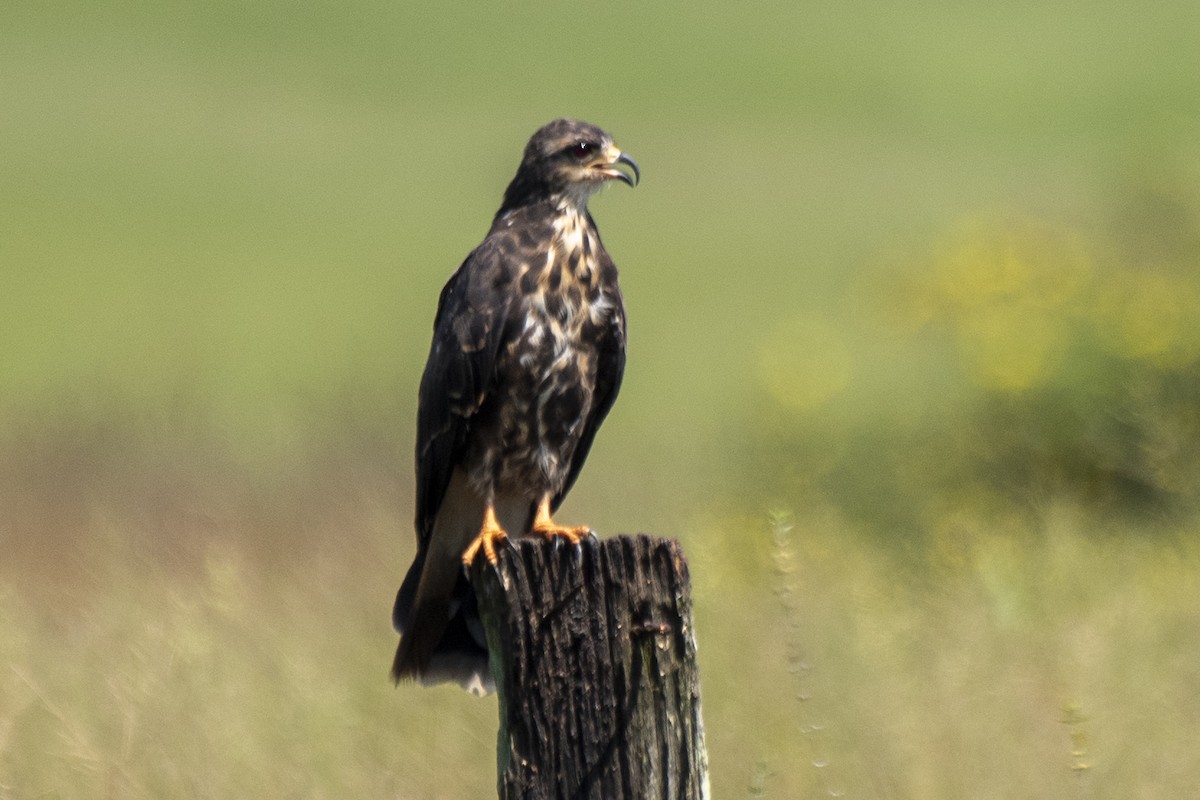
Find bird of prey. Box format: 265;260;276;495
391;119;639;694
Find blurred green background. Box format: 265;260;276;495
3;1;1200;797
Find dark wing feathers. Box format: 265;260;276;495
414;243;512;543
414;235;626;532
552;293;626;511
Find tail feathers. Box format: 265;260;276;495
391;472;513;695
390;593;449;682
391;587;492;694
390;544;452;683
391;543;492;694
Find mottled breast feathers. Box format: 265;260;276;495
414;202;626;544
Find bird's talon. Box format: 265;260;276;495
462;507;509;568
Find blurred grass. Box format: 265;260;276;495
4;0;1200;797
5;478;1199;798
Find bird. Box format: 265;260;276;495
391;119;639;694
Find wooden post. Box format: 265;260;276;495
471;534;709;800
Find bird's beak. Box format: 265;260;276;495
599;146;640;187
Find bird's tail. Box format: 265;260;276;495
390;545;455;683
392;477;533;694
390;524;493;694
391;575;493;694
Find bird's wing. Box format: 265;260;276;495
552;286;626;512
414;241;513;543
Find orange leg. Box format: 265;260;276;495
462;503;509;566
530;495;593;545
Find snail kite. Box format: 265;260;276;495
391;119;639;694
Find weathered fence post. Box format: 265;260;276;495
471;534;709;800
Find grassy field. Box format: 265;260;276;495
4;1;1200;797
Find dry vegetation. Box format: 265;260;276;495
5;1;1200;797
3;429;1199;797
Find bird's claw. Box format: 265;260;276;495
545;526;593;561
462;522;509;568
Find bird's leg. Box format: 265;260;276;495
461;502;509;566
530;495;593;545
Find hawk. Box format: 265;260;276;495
391;119;639;694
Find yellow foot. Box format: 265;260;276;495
530;496;593;546
462;506;508;566
531;520;593;545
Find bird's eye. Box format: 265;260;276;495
569;141;595;160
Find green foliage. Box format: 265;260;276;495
4;0;1200;797
752;200;1200;539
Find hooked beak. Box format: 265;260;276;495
598;146;640;187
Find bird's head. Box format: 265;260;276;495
501;119;639;214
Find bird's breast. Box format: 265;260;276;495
467;215;620;496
